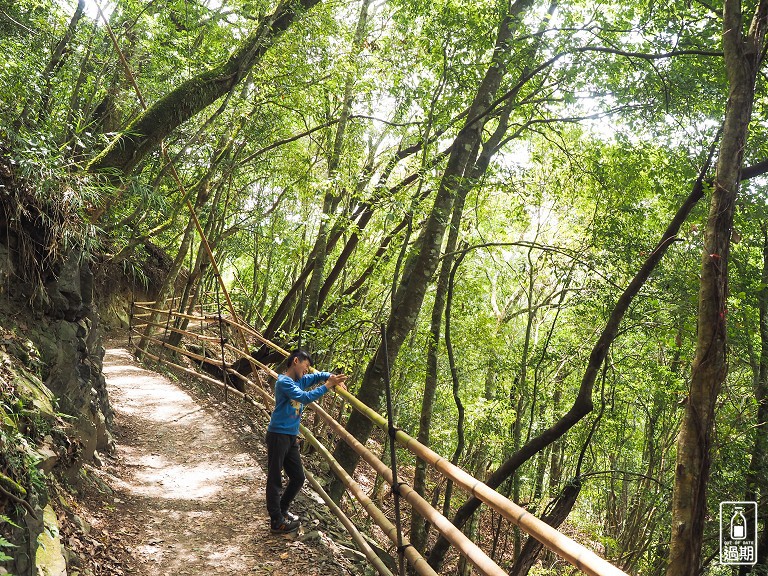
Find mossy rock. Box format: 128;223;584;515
14;367;56;418
35;504;66;576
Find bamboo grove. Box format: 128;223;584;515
2;0;768;574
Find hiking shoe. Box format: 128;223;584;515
281;510;300;522
270;518;300;534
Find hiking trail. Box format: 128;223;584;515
78;344;358;576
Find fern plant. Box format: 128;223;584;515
0;514;20;563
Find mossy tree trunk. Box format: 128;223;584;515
87;0;321;176
666;2;768;574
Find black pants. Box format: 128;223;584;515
265;431;305;524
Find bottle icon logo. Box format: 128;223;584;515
720;501;757;565
731;507;746;540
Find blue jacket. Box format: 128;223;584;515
267;371;331;436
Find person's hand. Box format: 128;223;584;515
326;373;348;392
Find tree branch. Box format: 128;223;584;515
742;158;768;180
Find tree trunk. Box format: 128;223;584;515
136;170;219;354
88;0;322;176
666;2;767;574
396;61;454;552
304;0;372;330
266;139;441;337
327;1;530;501
410;153;476;552
547;372;564;496
315;146;379;311
508;481;581;576
441;245;468;517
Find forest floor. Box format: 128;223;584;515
70;342;365;576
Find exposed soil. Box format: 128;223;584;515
72;344;363;575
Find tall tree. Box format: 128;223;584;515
328;0;536;500
666;1;768;574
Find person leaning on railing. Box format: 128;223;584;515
266;349;347;534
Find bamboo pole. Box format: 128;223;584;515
307;401;507;576
133;303;226;324
132;304;174;315
130;342;241;393
333;387;628;576
222;341;277;377
217;314;289;354
133;317;223;341
134;320;273;394
133;331;254;389
299;423;437;576
306;458;396;576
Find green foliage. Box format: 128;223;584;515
0;513;20;564
3;0;768;572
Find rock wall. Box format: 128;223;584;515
0;247;114;576
32;249;114;461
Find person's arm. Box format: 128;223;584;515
298;371;348;393
298;372;331;389
278;375;328;404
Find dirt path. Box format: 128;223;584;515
91;345;354;576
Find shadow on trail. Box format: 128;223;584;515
102;348;276;576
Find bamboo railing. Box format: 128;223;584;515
129;298;629;576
